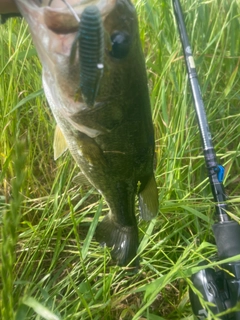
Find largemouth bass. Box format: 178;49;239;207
16;0;159;266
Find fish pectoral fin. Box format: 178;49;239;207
53;125;68;160
138;174;159;221
95;214;139;267
72;172;93;188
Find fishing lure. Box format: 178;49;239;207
70;5;104;107
48;1;104;106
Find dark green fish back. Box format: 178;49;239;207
72;0;159;266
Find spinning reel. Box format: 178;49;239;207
173;1;240;318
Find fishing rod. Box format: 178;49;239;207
172;0;240;319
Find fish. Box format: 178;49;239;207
16;0;159;266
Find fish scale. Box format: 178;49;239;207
16;0;159;267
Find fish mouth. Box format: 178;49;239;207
23;0;116;34
17;0;136;109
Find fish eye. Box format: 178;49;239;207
110;31;130;59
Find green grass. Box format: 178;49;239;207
1;0;240;319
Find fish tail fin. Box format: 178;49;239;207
139;174;159;221
95;214;139;267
